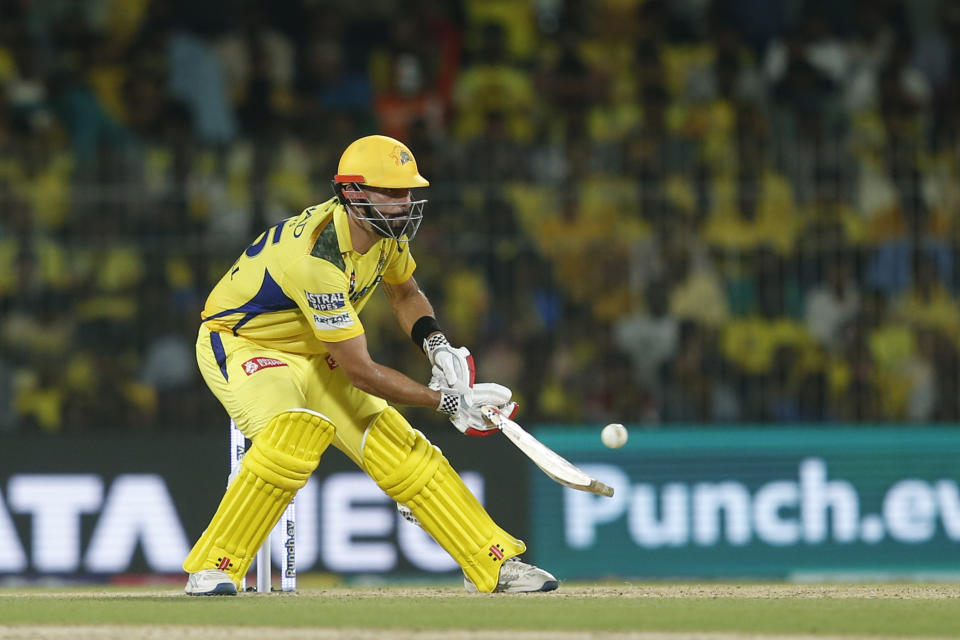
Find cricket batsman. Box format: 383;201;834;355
183;135;558;594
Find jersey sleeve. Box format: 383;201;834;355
382;245;417;284
282;255;365;343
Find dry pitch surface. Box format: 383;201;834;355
1;584;958;640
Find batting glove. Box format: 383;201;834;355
437;382;516;437
424;333;475;393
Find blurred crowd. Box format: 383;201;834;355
3;0;960;432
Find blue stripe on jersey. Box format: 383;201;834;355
202;269;298;336
210;331;228;380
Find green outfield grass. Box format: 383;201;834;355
1;583;958;638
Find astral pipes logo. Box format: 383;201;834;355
565;458;960;549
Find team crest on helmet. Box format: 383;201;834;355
390;146;413;166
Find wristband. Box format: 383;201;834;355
411;315;442;350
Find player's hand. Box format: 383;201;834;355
437;382;515;436
424;334;474;393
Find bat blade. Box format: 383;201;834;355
482;406;614;497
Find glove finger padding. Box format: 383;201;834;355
427;364;446;391
431;346;475;392
470;382;512;408
424;333;475;393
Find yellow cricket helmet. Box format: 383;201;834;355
332;135;429;243
334;135;429;188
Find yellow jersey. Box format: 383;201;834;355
201;197;416;353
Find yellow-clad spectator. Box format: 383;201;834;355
0;129;74;232
664;245;729;328
721;278;814;376
722;314;812;376
443;267;490;345
667;25;756;169
267;130;314;214
580;2;643;142
464;0;537;61
512;173;646;320
869;322;916;420
830;291;918;420
892;256;960;341
0;44;15;83
72;227;146;326
796;168;866;249
703;168;798;255
703;103;799;255
453;22;536;141
0;237;71;302
534;30;609;139
12;367;64;433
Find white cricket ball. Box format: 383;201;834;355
601;423;628;449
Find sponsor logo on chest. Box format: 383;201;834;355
242;357;288;375
305;291;345;312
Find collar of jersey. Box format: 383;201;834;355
332;204;355;255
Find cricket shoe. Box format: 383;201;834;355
464;557;559;593
184;569;238;596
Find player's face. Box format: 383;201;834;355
363;186;412;212
361;186;414;233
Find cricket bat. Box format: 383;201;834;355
482;406;614;497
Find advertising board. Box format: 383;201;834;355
530;428;960;579
0;430;527;580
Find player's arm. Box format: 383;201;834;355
382;276;475;392
323;332;440;408
323;332;511;436
382;276;438;337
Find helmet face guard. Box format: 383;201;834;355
333;178;427;243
